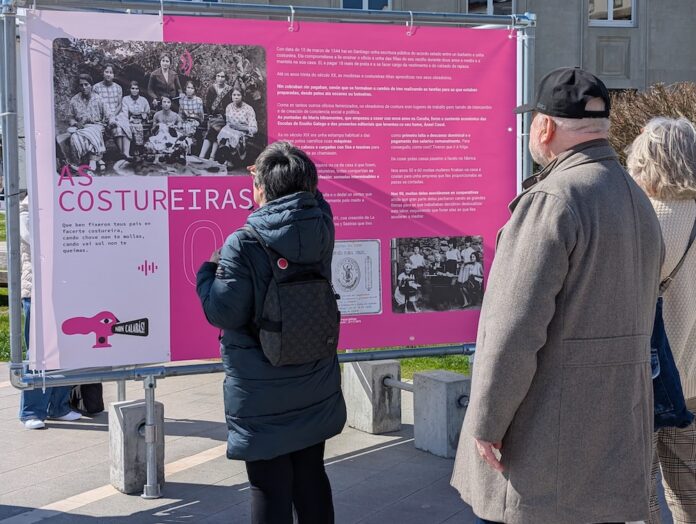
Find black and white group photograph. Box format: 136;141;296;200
391;236;484;314
52;39;267;177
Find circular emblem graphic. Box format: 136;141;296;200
336;257;360;291
277;258;289;270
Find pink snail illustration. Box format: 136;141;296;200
62;311;119;348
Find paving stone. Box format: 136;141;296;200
1;361;670;524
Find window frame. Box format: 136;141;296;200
342;0;392;10
588;0;637;28
465;0;517;15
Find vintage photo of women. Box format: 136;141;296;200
53;39;267;177
391;236;484;313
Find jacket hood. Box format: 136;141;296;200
246;191;333;264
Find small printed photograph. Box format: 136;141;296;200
52;39;267;177
332;240;382;316
391;235;484;314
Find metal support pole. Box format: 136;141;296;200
117;380;126;401
141;375;161;499
14;345;475;389
15;0;535;28
0;0;24;385
383;375;469;407
521;12;536;182
382;376;414;393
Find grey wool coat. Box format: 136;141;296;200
451;140;664;524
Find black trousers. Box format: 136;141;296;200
245;441;334;524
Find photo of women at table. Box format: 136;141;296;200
391;235;484;314
52;39;267;177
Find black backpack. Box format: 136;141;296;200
243;225;340;366
69;383;104;415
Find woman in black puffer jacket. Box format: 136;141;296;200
196;141;346;524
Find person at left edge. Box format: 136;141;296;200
196;141;346;524
18;195;82;429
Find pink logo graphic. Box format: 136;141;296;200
138;260;159;276
62;312;150;348
62;311;119;348
179;50;193;76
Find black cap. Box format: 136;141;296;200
514;67;610;118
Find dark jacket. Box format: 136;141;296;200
147;68;182;104
197;191;346;461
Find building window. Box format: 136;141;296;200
589;0;635;26
466;0;516;15
343;0;391;9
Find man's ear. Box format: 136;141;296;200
539;115;556;144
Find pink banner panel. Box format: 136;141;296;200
165;17;518;359
25;11;517;369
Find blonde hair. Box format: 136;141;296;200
626;117;696;200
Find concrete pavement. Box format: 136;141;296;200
0;362;673;523
0;362;476;523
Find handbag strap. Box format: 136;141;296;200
660;199;696;294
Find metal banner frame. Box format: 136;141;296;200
1;0;535;499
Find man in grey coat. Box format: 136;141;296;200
451;67;664;524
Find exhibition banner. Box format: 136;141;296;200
22;10;518;370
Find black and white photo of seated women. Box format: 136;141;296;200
52;38;267;177
215;82;258;169
391;235;485;313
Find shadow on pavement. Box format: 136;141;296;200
0;430;471;524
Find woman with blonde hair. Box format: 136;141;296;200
627;116;696;524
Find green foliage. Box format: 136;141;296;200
400;355;470;380
610;83;696;165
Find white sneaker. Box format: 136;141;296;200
24;419;46;430
51;411;82;421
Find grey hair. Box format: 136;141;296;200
626;117;696;200
549;116;610;134
548;97;610;134
253;141;318;202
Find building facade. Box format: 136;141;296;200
236;0;696;90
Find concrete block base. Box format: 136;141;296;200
343;360;401;434
414;371;470;458
109;399;165;494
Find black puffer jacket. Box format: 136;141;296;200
197;191;346;461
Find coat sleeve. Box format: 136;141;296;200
147;71;158;102
196;232;255;331
19;198;30;246
174;74;182;96
467;191;578;442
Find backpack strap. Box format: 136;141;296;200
660;200;696;295
242;224;295;283
240;224;283;333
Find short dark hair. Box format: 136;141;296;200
254;142;318;202
129;80;139;88
231;81;245;97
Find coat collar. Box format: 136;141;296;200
511;139;617;213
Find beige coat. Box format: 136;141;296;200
651;198;696;401
19;196;31;299
451;140;664;523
